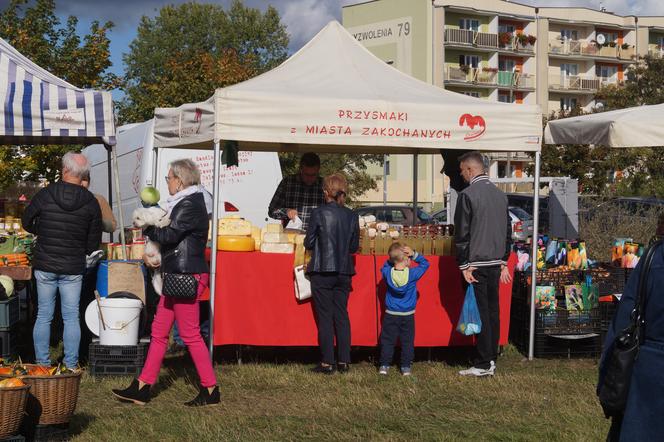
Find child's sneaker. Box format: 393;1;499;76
378;366;389;375
401;367;412;376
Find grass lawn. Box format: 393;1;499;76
66;345;609;441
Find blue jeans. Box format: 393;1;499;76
33;270;83;368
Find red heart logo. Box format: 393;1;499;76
459;114;486;141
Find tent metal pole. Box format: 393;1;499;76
208;140;221;358
109;144;127;259
383;154;388;204
528;150;542;360
412;154;418;226
106;146;113;243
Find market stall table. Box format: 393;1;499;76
212;252;516;347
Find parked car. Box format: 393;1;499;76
506;193;549;232
432;206;533;241
354;205;433;226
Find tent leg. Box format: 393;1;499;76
208;140;222;358
109;144;127;259
528;151;542;361
106;146;113;243
412;154;418;226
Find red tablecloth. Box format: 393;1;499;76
213;252;377;346
212;251;515;347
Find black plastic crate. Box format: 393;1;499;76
88;341;148;366
513;270;585;301
537;309;600;336
532;334;602;358
28;423;69;442
1;435;26;442
89;362;142;377
587;266;625;297
0;326;18;359
0;295;20;329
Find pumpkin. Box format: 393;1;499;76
27;365;51;376
0;377;25;388
0;275;14;297
0;366;12;376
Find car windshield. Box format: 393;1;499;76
417;209;431;221
509;206;532;220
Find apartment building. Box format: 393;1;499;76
342;0;664;209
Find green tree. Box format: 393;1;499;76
0;0;120;190
538;56;664;196
121;0;382;199
119;0;289;123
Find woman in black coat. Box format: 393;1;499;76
113;159;219;406
599;242;664;440
304;173;359;374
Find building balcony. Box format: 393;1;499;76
549;39;636;61
444;27;498;49
497;71;536;89
445;66;497;86
648;46;664;59
498;33;535;55
549;75;619;92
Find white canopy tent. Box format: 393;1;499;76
152;21;544;357
545;103;664;147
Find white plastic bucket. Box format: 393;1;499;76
98;298;143;346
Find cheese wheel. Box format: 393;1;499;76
266;223;284;233
264;232;289;243
217;235;255;251
218;218;252;236
260;242;294;254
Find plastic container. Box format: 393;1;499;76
0;296;20;329
98;298;143;346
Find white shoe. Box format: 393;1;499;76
458;366;494;377
489;361;496;375
378;366;389;375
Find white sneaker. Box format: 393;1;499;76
379;366;389;375
458;366;494;377
489;361;496;375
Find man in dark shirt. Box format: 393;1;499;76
268;153;325;231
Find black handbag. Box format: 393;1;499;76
162;273;199;299
598;239;662;417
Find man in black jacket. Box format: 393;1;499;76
453;151;512;377
22;152;102;368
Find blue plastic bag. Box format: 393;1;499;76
456;284;482;336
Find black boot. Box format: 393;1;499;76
112;379;151;405
185;385;220;407
337;362;350;374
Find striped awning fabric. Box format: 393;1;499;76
0;37;115;145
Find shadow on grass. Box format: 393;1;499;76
68;412;96;438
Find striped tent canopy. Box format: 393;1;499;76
0;37;115;145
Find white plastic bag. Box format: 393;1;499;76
294;264;311;301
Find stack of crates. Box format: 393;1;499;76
88;338;149;376
0;295;20;359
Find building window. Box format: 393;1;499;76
560;63;579;77
498;92;514;103
498;58;516;72
385;159;390;176
459;54;480;68
561;29;579;40
597;31;619;43
499;24;516;34
560;97;578;111
459;18;480;32
596;65;618;79
463;91;481;98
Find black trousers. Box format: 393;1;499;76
310;273;352;365
379;313;415;368
471;266;501;369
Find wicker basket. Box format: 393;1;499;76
22;371;81;425
0;384;30;439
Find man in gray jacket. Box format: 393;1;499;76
454;151;512;377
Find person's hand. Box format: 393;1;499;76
500;265;512;284
287;209;298;220
462;266;478;284
142;253;160;269
402;246;414;257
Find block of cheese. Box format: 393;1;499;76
294;234;305;245
266;223;284;233
250;227;262;251
217;235;255;251
218;218;252;236
263;232;289;244
260;242;294;254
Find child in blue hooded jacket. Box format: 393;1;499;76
379;242;430;376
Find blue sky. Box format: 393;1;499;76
46;0;664;100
